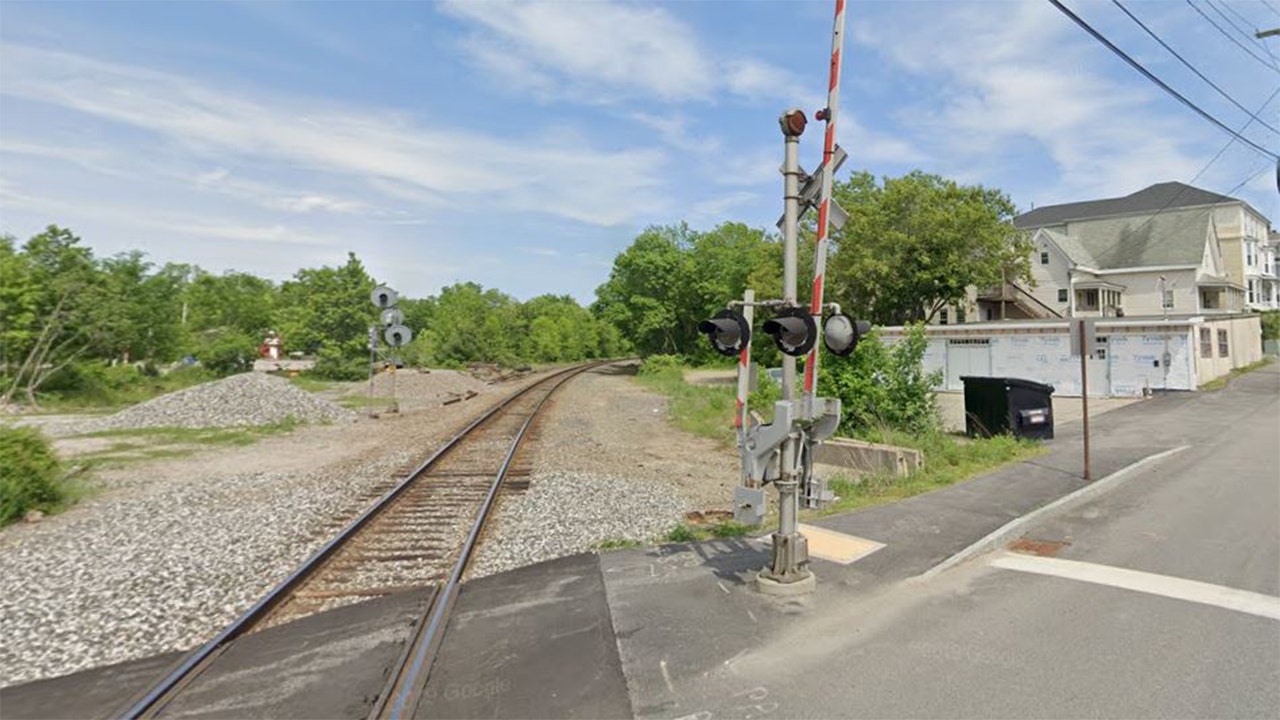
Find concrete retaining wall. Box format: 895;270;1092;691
815;437;923;480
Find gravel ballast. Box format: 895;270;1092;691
468;364;739;579
0;448;412;688
468;471;690;578
78;373;355;433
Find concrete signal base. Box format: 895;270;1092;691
755;569;816;596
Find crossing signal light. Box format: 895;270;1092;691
823;314;871;357
698;310;751;356
762;308;817;357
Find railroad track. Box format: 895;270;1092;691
120;361;610;719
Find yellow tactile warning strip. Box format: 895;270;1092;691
797;523;885;565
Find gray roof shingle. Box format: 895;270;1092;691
1013;181;1236;229
1038;212;1210;269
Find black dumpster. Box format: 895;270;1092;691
960;376;1055;440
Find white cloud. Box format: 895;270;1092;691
721;58;801;101
0;44;668;227
853;3;1210;202
689;190;760;228
520;246;560;257
440;0;797;103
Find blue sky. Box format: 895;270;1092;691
2;0;1278;303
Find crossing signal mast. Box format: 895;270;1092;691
699;0;866;595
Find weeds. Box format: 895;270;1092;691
1200;357;1273;391
593;538;645;551
815;430;1042;515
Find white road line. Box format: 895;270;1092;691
990;552;1280;621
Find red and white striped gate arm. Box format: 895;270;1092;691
803;0;847;399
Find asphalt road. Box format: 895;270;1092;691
704;364;1280;719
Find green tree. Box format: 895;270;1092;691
823;170;1030;325
184;269;277;338
273;252;377;358
2;226;105;405
593;222;777;360
89;251;185;363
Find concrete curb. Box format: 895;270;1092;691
914;444;1191;581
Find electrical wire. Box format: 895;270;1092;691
1113;0;1279;136
1208;0;1273;51
1261;0;1280;20
1047;0;1280;160
1186;0;1280;72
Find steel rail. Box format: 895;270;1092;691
369;361;599;719
118;361;608;719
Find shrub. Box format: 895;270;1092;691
193;330;258;376
665;523;698;543
638;354;685;376
1261;310;1280;341
818;323;942;437
0;426;65;525
311;346;369;381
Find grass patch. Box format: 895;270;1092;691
815;430;1043;516
593;538;645;552
73;417;302;459
75;446;202;470
77;417;301;446
1200;357;1273;391
663;519;756;544
334;394;399;412
286;375;342;393
634;364;739;445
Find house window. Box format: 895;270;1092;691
1218;329;1229;357
956;305;966;323
1200;327;1212;358
1248;280;1255;304
939;309;949;325
1162;290;1174;309
1247;243;1254;266
1040;251;1049;265
1057;289;1068;303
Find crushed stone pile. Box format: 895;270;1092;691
79;373;356;432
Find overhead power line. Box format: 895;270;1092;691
1046;0;1280;161
1186;0;1280;72
1112;0;1280;136
1063;84;1280;268
1208;0;1273;50
1261;0;1280;21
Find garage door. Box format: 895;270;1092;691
946;339;992;390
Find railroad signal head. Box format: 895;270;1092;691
779;109;807;138
698;309;751;356
823;314;871;357
371;286;399;310
384;324;413;348
380;307;405;327
762;308;817;357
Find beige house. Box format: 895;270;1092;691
943;182;1272;324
